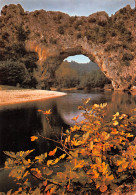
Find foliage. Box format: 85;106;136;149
54;61;110;89
0;60;31;87
2;100;136;194
79;70;111;89
55;61;79;88
58;26;65;34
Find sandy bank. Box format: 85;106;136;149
0;89;66;106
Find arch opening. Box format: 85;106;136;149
52;54;111;91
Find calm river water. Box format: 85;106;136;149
0;90;136;192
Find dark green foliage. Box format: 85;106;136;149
122;53;134;61
17;26;30;41
77;32;82;39
2;32;9;41
111;31;116;37
69;16;77;24
55;61;79;88
0;61;30;87
54;61;110;89
105;44;121;52
58;26;65;34
88;17;96;23
74;20;83;29
79;70;111;89
98;20;107;26
84;30;96;41
50;37;57;44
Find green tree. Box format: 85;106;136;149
0;61;31;87
55;61;79;88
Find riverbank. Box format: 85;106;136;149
0;89;66;106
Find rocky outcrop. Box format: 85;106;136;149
0;4;136;90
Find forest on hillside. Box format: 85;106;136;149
0;60;111;90
54;61;111;90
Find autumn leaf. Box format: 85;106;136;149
100;183;107;192
31;136;38;141
43;109;52;115
113;120;119;126
48;147;57;156
47;160;53;167
37;109;42;112
43;167;53;176
59;153;66;160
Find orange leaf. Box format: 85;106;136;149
46;191;50;195
122;162;129;169
37;109;42;112
31;136;38;141
48;147;57;156
43;180;47;186
100;183;107;192
43;109;52;115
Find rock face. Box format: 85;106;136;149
0;4;136;90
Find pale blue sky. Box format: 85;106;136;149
65;55;90;63
0;0;135;63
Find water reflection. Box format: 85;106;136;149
0;91;136;192
0;91;136;166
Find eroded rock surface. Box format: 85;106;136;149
0;4;136;90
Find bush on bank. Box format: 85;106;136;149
2;99;136;194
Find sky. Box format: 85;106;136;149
0;0;135;63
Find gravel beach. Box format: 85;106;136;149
0;89;66;106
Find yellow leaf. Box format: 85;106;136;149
47;160;53;167
43;109;52;115
59;153;66;160
122;162;129;169
113;120;119;126
52;158;59;165
116;160;123;166
92;170;99;178
107;174;114;181
71;138;82;146
31;136;38;141
126;133;134;138
111;128;118;134
73;160;85;170
113;112;119;117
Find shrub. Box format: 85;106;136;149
58;26;65;34
88;17;96;23
3;102;136;194
0;60;30;86
122;53;134;61
77;32;82;39
69;16;77;23
50;37;57;44
74;20;83;29
79;70;111;89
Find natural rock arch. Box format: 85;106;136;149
0;4;136;90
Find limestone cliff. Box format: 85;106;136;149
0;4;136;90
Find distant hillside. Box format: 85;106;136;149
66;60;100;75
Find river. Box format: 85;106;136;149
0;90;136;192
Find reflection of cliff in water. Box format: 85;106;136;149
55;92;112;125
54;92;136;124
0;108;42;165
106;92;136;118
